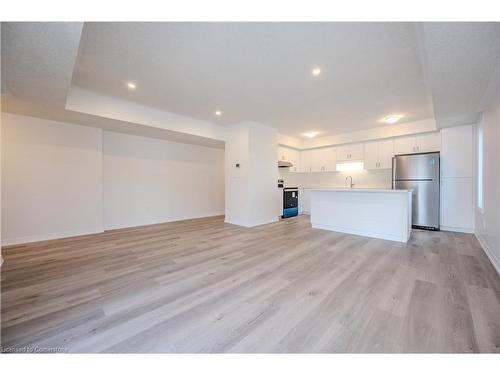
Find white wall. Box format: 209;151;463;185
66;87;227;142
475;61;500;275
103;131;224;230
224;124;250;226
225;121;278;227
1;113;226;245
248;122;279;226
1;23;2;262
1;113;104;245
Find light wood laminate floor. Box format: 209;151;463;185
1;215;500;353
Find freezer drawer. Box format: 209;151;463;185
393;152;440;180
394;180;439;229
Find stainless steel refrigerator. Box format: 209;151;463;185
392;152;440;230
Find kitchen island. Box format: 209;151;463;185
309;188;412;243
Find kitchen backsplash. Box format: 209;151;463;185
279;168;392;189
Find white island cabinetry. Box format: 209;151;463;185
310;188;412;243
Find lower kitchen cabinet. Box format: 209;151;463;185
440;177;473;232
298;189;310;214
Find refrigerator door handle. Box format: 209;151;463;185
394;178;434;182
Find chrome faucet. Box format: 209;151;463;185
346;175;354;188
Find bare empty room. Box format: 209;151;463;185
1;7;500;368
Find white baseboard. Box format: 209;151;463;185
2;227;105;247
104;212;225;231
225;217;278;228
311;222;409;243
475;232;500;276
441;225;474;234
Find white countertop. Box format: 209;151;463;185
307;187;411;194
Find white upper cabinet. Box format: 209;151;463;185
364;139;394;170
394;132;440;155
378;139;395;169
441;125;473;178
315;147;337;172
416;132;441;153
277;146;289;162
300;148;336;173
300;149;314;173
394;136;416;154
363;141;379;170
281;131;441;174
337;143;364;161
288;148;301;173
278;146;300;172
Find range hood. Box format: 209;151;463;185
278;160;293;168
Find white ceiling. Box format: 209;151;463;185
2;22;500;143
73;22;433;138
420;22;500;125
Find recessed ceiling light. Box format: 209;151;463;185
303;131;320;138
215;110;222;116
127;82;136;90
311;67;321;76
383;115;403;124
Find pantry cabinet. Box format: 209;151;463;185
439;124;474;233
336;143;364;161
364;139;394;170
417;132;441;153
299;188;311;214
440;177;473;231
440;125;473;178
